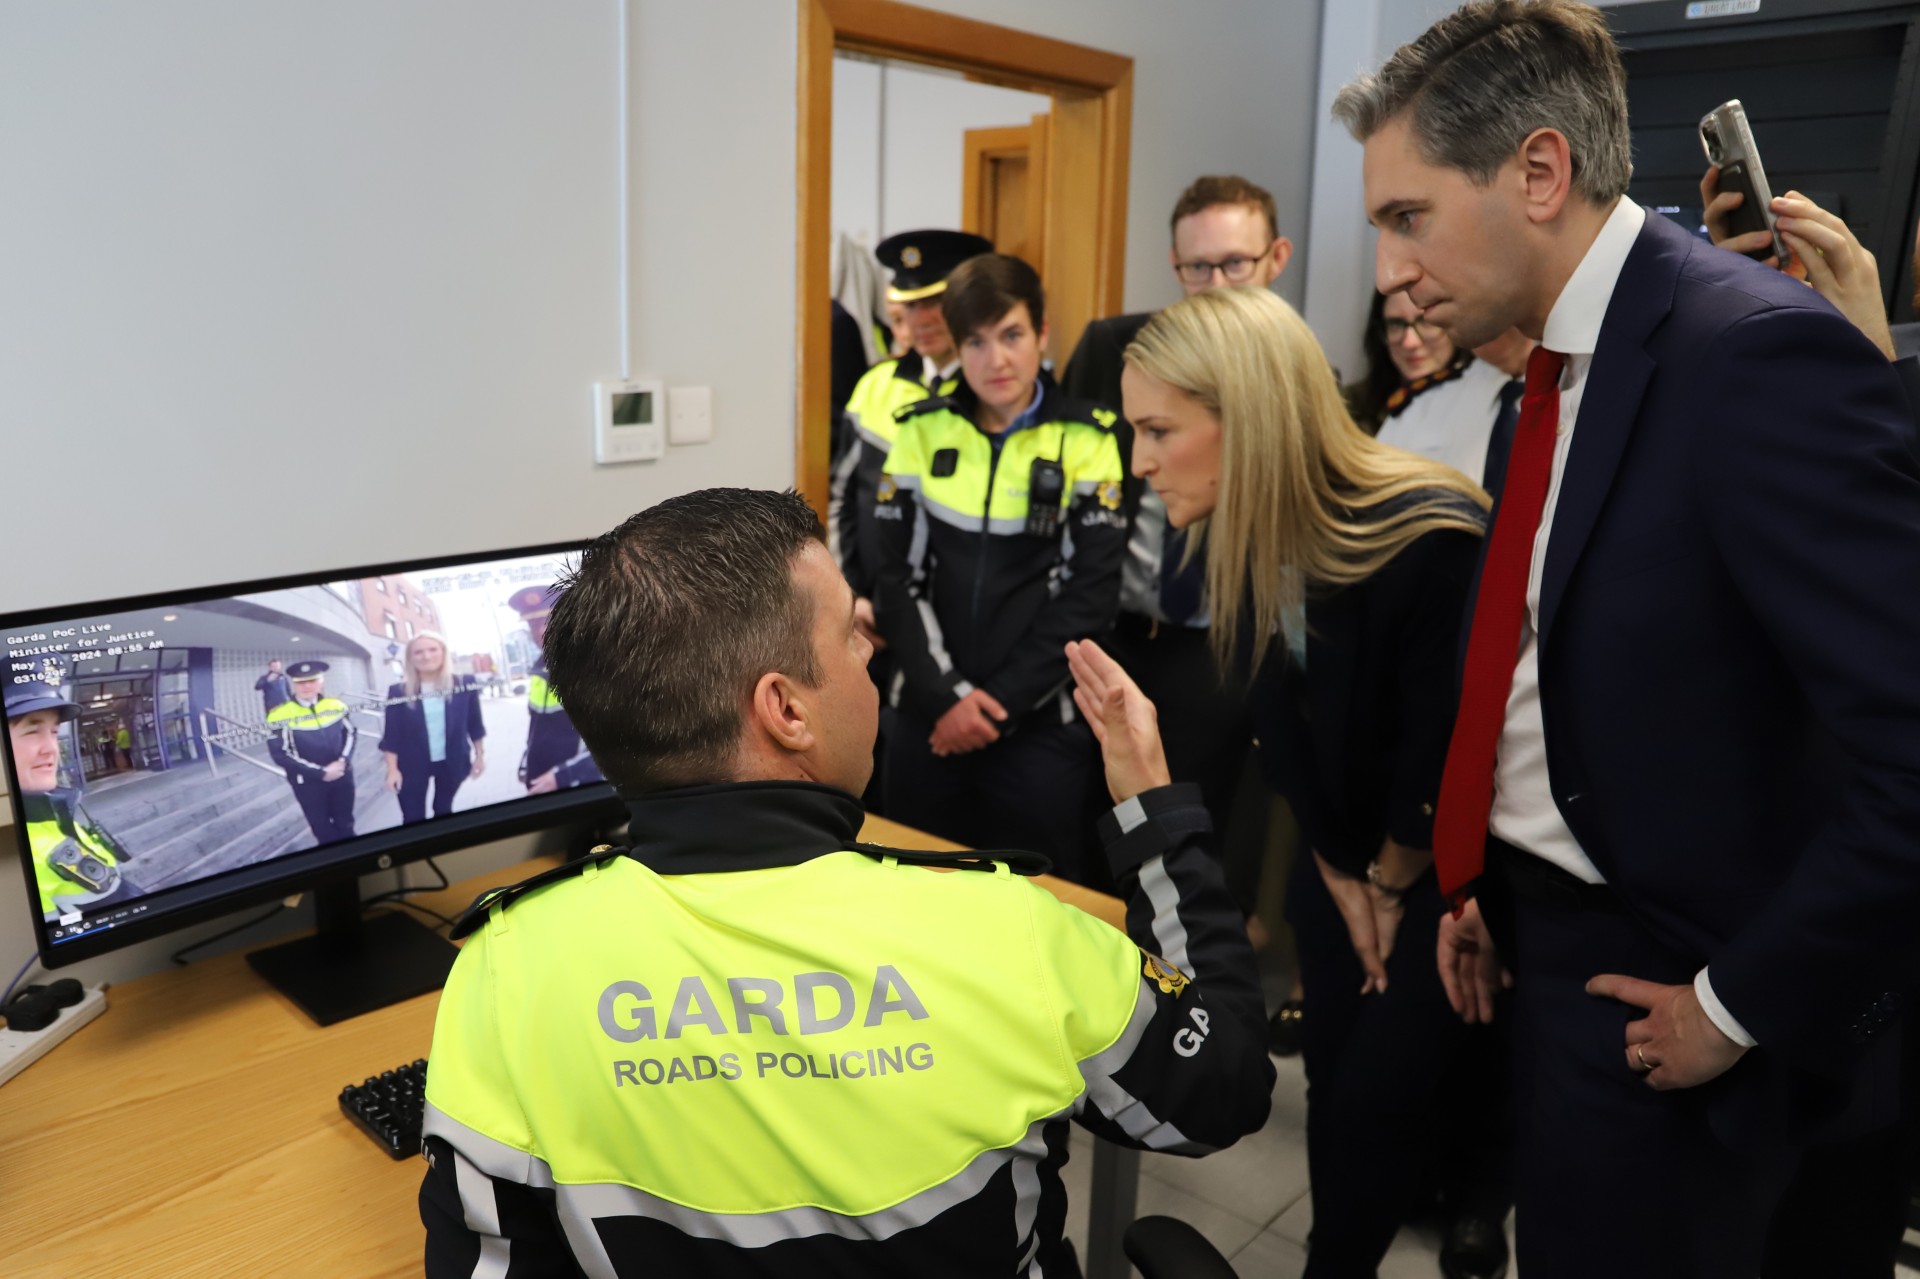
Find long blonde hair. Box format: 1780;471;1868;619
1124;287;1490;669
403;630;456;700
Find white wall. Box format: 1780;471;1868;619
0;0;796;990
833;58;1051;255
906;0;1325;315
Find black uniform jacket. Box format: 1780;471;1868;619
1249;504;1484;880
870;372;1127;726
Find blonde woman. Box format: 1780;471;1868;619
379;631;486;824
1078;285;1499;1277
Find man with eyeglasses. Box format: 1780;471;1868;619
1059;175;1292;939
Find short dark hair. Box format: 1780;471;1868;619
1169;175;1278;241
941;253;1045;341
1331;0;1631;204
543;488;825;793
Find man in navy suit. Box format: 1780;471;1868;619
1335;3;1920;1275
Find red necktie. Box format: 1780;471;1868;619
1432;345;1568;906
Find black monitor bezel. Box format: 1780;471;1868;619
2;538;624;968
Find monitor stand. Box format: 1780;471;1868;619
246;876;459;1026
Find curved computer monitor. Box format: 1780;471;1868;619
2;541;623;1021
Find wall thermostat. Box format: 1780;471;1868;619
593;378;666;465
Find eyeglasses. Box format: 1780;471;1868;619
1173;241;1275;286
1383;317;1442;342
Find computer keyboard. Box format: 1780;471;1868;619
340;1058;427;1159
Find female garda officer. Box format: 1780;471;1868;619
870;253;1127;881
7;675;137;920
1114;286;1493;1277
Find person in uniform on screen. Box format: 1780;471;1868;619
266;660;358;845
7;676;137;919
379;631;486;824
507;585;603;793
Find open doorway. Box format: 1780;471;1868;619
796;0;1134;514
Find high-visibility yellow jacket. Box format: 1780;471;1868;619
829;352;959;597
24;790;126;916
420;780;1272;1277
872;372;1128;725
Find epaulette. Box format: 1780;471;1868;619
894;394;959;423
449;843;629;940
1048;393;1122;433
1383;351;1475;419
849;841;1052;877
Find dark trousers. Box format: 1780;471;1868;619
290;774;356;845
397;758;467;825
881;706;1096;883
1289;854;1480;1277
1486;841;1799;1279
1104;613;1263;912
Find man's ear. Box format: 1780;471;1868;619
749;670;816;756
1518;127;1576;226
1271;236;1295;278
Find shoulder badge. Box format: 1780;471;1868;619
1095;480;1123;511
1143;952;1191;997
1384;351;1476;419
449;843;628;940
876;473;898;504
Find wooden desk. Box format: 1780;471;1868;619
1;821;1135;1279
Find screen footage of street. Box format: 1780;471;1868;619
4;550;602;944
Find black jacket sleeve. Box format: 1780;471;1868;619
378;683;405;757
870;442;973;723
1066;784;1274;1154
421;1134;582;1278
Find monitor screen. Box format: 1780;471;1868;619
3;542;621;970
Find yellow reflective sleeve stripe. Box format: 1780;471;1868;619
425;923;540;1158
265;698;349;730
1020;874;1143;1069
528;676;564;712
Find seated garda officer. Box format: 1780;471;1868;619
419;488;1273;1276
7;674;137;919
506;584;604;794
871;254;1127;880
266;660;357;845
828;229;993;619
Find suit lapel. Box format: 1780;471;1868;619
1537;214;1689;643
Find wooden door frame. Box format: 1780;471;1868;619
795;0;1133;514
962;119;1048;276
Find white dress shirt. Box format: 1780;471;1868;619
1376;355;1512;482
1481;196;1754;1047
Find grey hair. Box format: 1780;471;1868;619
1331;0;1631;204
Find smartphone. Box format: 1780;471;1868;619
1698;100;1788;264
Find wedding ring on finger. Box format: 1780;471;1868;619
1634;1045;1653;1073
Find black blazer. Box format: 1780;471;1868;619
1474;211;1920;1140
378;677;485;777
1249;512;1482;880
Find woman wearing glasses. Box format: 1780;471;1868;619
1086;285;1502;1278
1347;288;1468;432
